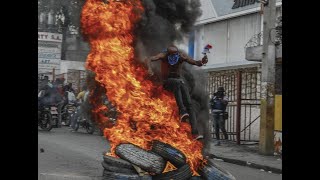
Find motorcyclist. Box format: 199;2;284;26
70;86;88;131
60;85;77;126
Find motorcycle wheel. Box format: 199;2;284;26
40;111;53;131
65;114;72;126
86;122;95;134
52;117;59;128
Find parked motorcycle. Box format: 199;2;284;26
38;105;54;131
38;89;58;130
50;105;59;127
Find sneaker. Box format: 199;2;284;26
180;112;189;122
194;135;204;140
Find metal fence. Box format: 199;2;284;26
206;66;261;144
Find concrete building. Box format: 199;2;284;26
38;3;90;80
38;32;63;77
189;0;282;146
192;0;282;69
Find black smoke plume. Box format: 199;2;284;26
134;0;202;56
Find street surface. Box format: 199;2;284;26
38;127;281;180
212;160;282;180
38;127;109;179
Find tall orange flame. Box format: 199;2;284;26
81;0;204;174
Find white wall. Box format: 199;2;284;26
227;13;261;62
194;13;261;67
60;60;86;74
204;20;228;64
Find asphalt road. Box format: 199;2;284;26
38;127;281;180
212;159;282;180
38;127;109;179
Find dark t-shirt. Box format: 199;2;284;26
210;95;228;112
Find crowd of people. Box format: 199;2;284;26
38;76;75;107
38;76;89;130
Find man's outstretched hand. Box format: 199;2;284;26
202;55;208;65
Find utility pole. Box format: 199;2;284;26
259;0;277;155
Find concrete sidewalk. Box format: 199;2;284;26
207;140;282;174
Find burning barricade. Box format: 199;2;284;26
101;141;235;180
80;0;236;179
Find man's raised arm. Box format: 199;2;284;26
180;52;208;66
144;52;166;75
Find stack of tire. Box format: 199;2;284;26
101;154;152;180
101;141;235;180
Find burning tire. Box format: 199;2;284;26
153;164;192;180
101;161;136;174
199;161;236;180
102;170;152;180
103;155;134;170
115;144;166;174
151;140;187;168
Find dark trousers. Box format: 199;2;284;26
164;78;199;135
57;101;67;126
213;113;228;140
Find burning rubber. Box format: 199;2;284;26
151;140;187;168
115;144;166;174
101;141;236;179
80;0;236;179
81;0;204;174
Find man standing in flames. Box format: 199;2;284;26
145;45;208;140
